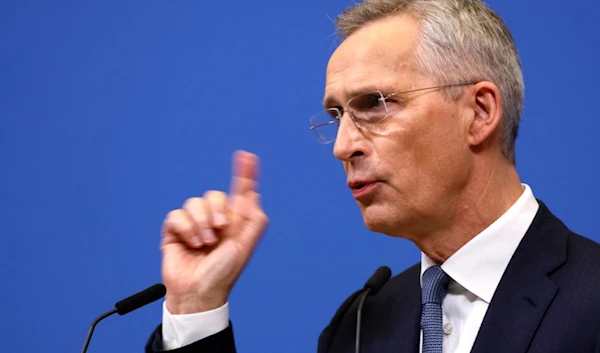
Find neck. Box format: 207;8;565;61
416;155;524;264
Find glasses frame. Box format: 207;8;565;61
309;81;477;144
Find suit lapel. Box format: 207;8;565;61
470;202;568;353
469;249;559;353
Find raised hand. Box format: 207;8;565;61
160;151;268;314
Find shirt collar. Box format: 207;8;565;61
420;184;539;303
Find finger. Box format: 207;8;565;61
229;150;260;197
231;183;263;220
235;191;269;243
162;209;203;249
183;198;218;245
234;191;264;220
204;190;230;229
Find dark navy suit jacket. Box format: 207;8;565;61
146;201;600;352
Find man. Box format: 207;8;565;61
146;0;600;352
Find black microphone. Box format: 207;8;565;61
80;283;166;353
355;266;392;353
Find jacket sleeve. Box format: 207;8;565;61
145;289;363;353
145;322;237;353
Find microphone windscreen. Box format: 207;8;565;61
114;283;166;315
363;266;391;295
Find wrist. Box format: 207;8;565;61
165;293;227;315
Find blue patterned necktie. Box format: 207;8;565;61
421;265;450;353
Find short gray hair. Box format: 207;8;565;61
335;0;524;164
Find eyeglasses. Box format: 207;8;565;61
309;82;476;144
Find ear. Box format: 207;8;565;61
466;81;503;147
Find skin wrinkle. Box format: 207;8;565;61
379;91;438;236
438;86;514;256
443;99;500;250
443;99;512;253
417;92;467;235
402;95;428;237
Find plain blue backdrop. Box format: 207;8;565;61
2;0;599;352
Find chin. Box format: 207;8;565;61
360;206;402;236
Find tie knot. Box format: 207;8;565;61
422;266;450;304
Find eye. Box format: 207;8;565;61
352;93;384;111
349;92;388;121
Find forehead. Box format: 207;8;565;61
323;14;421;107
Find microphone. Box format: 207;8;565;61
355;266;392;353
80;283;166;353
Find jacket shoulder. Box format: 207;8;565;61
317;263;420;353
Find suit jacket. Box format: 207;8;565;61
146;201;600;353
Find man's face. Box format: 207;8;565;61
324;15;474;239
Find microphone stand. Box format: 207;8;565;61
81;308;118;353
355;289;372;353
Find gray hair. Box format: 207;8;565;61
335;0;524;164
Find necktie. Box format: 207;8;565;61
421;265;450;353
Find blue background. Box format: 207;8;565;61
2;0;599;352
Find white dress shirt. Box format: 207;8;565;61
161;300;230;350
162;184;539;352
419;184;539;353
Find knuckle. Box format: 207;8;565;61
183;197;204;209
164;209;184;225
164;209;194;234
256;209;269;223
204;190;227;203
164;209;179;221
180;221;195;235
183;198;209;222
205;192;229;214
191;211;208;225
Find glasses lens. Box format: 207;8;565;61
310;109;340;144
348;91;387;125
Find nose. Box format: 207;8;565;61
333;112;368;162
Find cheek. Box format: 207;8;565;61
371;117;418;177
412;108;470;188
376;105;468;189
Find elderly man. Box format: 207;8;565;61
145;0;600;352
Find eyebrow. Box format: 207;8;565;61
322;83;397;109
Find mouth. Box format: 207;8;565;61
348;180;379;189
348;180;382;199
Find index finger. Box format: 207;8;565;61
229;150;260;196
